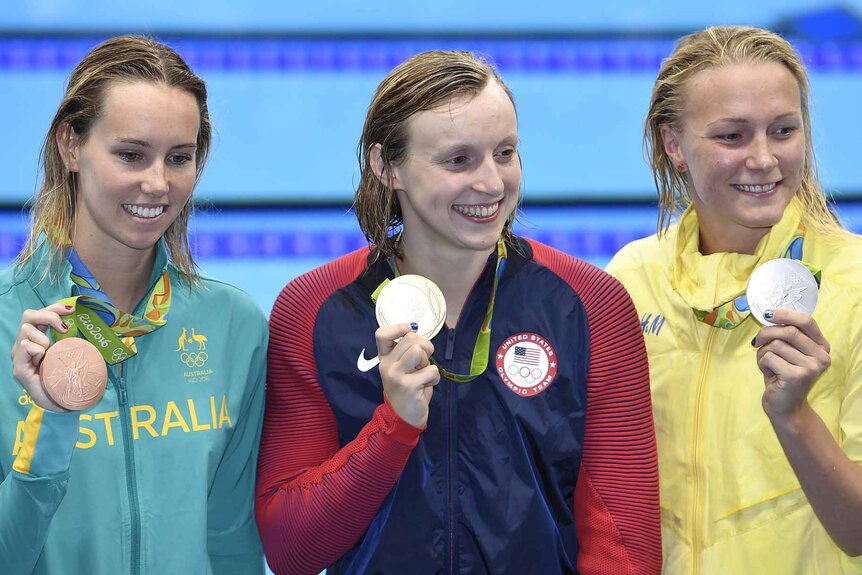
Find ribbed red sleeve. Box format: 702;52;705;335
530;240;661;575
255;248;424;575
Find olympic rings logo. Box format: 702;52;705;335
111;349;129;363
180;352;209;367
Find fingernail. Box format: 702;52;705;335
60;322;69;331
764;310;774;320
64;305;74;311
750;337;757;347
410;322;418;331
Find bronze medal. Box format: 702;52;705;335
40;338;108;411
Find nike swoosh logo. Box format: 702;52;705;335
357;348;380;372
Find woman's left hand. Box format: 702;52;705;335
753;308;831;418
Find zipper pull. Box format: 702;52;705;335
116;377;128;406
444;329;456;361
115;363;128;406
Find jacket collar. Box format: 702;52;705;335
671;198;804;312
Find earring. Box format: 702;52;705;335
676;162;686;173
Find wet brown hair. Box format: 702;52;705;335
354;49;518;259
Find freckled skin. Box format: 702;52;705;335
661;62;805;255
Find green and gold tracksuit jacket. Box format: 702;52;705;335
0;242;267;574
607;200;862;574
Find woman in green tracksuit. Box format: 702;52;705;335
0;36;267;574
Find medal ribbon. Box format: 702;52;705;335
50;296;136;365
49;248;173;362
374;236;507;383
694;224;821;329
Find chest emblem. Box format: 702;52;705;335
174;327;214;382
174;327;208;352
495;332;558;397
175;326;209;367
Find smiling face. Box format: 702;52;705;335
661;61;805;254
60;81;200;262
388;80;521;263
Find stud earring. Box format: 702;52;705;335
676;163;686;172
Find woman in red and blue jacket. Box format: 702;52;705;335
256;49;661;575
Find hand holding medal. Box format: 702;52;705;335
747;259;831;416
372;237;508;387
373;275;446;427
12;303;105;412
12;295;132;412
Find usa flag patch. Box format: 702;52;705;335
495;332;558;397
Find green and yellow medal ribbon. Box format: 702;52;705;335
51;296;137;364
374;236;507;383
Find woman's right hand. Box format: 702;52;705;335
11;304;76;413
376;323;440;428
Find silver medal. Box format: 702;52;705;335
375;274;447;339
746;258;819;326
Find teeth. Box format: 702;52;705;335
735;183;776;193
123;204;165;219
453;202;500;218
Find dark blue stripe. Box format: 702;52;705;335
4;203;862;260
0;228;654;260
2;36;862;72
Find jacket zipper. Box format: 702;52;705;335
445;327;456;574
115;362;142;575
444;329;456;362
691;329;717;575
442;261;490;574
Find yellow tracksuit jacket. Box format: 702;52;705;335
607;200;862;574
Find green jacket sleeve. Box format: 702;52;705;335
207;326;267;575
0;404;80;574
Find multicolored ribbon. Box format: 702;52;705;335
51;248;172;362
695;224;821;329
376;236;507;383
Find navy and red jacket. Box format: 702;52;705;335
256;237;661;575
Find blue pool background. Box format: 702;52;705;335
3;203;862;316
4;2;862;572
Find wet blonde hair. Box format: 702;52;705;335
645;25;846;236
19;35;211;283
354;49;518;259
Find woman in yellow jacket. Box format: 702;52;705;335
608;26;862;574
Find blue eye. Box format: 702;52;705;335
169;153;194;166
496;148;517;162
118;151;142;163
774;126;798;137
